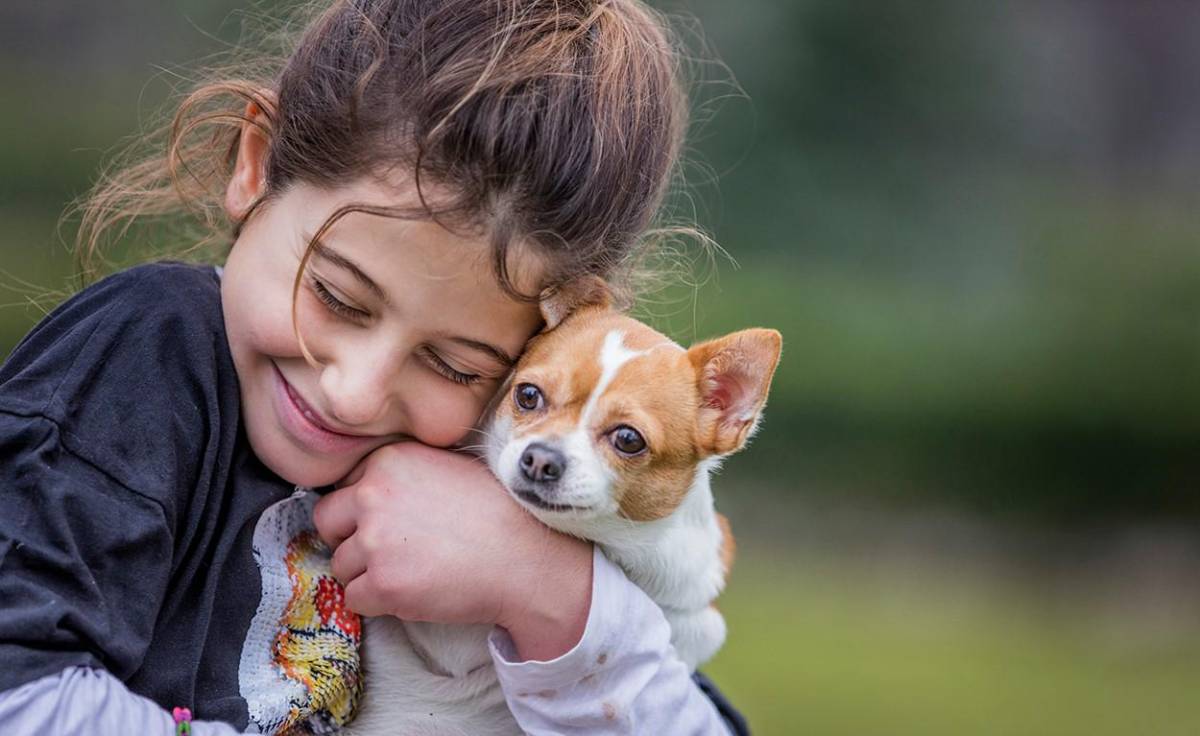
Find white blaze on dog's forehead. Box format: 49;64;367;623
579;330;645;428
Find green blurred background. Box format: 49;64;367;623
2;1;1198;732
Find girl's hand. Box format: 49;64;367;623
313;442;593;661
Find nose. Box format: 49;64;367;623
319;352;402;429
520;442;566;484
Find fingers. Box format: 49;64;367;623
312;487;359;550
329;529;397;619
343;574;390;618
329;533;368;586
327;519;403;619
335;537;422;620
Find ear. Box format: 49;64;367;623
688;328;782;457
538;275;613;330
224;90;277;222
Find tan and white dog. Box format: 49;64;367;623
347;280;782;736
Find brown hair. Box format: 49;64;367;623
75;0;694;303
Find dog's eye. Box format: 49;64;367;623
514;383;544;411
610;425;647;456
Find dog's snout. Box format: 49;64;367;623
520;443;566;483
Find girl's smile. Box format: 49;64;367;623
272;362;381;455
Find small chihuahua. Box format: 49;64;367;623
348;278;782;736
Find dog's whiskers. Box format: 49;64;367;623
454;443;490;454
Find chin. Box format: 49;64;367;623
285;462;353;489
252;435;355;489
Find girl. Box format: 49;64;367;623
0;0;747;734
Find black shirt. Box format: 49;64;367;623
0;263;305;728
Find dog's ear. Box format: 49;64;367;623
687;328;782;457
538;275;613;331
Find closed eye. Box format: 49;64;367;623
310;276;370;321
420;347;482;386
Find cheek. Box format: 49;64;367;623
612;456;697;521
244;291;349;371
406;386;490;447
237;311;296;358
225;275;304;359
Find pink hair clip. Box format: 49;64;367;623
172;706;192;735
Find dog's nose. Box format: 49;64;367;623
520;443;566;483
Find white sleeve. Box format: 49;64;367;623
0;667;242;735
487;546;732;735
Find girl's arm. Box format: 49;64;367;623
315;443;748;735
0;668;240;736
488;546;746;735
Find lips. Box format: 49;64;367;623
271;363;378;455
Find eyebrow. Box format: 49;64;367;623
311;241;388;303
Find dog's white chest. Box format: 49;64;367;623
343;618;521;736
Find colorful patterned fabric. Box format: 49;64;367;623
238;490;363;735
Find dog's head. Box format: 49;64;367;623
485;278;782;529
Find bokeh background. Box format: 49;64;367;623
3;1;1199;733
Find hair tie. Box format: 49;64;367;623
172;706;192;735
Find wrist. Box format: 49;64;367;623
499;535;593;661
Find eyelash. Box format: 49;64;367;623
310;277;369;321
420;347;482;386
311;276;481;386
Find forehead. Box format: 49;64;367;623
292;178;544;291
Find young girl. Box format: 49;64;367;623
0;0;747;733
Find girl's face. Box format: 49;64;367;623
221;178;544;487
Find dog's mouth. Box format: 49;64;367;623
511;487;589;513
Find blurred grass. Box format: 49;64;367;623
638;182;1200;520
707;546;1200;735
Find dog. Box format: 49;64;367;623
345;278;782;735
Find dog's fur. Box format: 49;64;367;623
344;281;781;735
